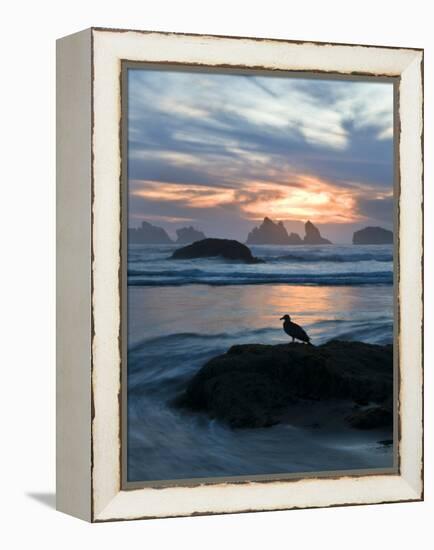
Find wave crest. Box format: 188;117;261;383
128;270;393;286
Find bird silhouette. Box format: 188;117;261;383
280;314;312;345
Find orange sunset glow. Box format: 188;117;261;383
131;175;392;226
127;69;394;242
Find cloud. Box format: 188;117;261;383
127;68;394;238
357;195;394;226
131;180;235;209
131;173;363;225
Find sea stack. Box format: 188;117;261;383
172;238;263;264
128;221;172;244
246;217;302;245
353;226;393;245
175;226;206;244
303;221;332;245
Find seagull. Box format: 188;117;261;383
280;314;312;345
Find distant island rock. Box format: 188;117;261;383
174;340;392;430
303;220;332;245
172;238;263;264
175;226;206;244
128;221;172;244
353;226;393;245
247;217;302;245
246;217;331;245
287;233;302;244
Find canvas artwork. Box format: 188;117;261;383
124;66;396;485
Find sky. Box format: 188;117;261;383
127;68;394;244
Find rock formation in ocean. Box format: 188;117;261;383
303;220;332;245
128;221;173;244
172;238;263;264
246;218;331;245
353;226;393;245
246;217;302;245
287;232;303;244
346;406;393;430
175;226;206;244
174;340;392;429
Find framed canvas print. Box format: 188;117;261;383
56;28;423;522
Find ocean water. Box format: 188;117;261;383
128;243;393;287
127;244;394;482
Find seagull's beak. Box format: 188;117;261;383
280;316;285;320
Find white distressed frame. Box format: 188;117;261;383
57;28;423;522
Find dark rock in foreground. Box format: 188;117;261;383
174;340;393;429
176;226;206;244
304;220;332;245
172;238;263;264
353;226;393;245
347;406;393;430
128;221;172;244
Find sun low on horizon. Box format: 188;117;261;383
127;68;394;243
